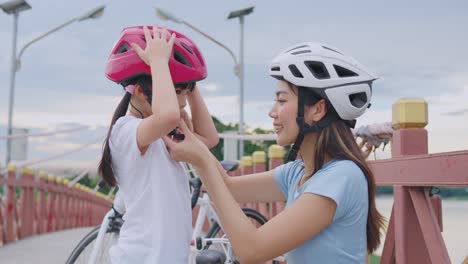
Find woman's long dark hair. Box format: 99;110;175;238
289;83;385;253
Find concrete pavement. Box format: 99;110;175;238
0;227;94;264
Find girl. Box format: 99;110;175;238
98;25;218;263
163;42;385;263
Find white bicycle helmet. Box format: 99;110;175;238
269;42;378;160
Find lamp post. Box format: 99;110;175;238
155;7;254;158
1;0;31;168
227;6;254;159
1;3;105;166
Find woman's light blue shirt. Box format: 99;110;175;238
274;159;368;263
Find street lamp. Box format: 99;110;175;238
227;6;254;159
1;0;31;168
1;3;106;166
155;7;254;158
155;8;239;77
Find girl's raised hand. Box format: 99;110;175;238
131;25;176;65
163;119;209;165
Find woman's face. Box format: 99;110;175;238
269;80;299;146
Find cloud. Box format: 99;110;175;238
442;109;468;116
1;0;467;169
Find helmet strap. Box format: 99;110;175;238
287;88;340;161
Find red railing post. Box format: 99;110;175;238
241;156;254;210
62;178;71;229
252;151;269;219
380;98;450;264
46;175;56;232
71;184;79;228
19;168;35;238
4;165;17;243
37;171;47;234
76;185;83;227
268;145;285;219
17;168;26;239
56;177;65;230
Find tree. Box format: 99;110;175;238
209;116;277;161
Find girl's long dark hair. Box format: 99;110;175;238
98;76;151;186
290;83;385;253
98;76;196;186
98;92;131;186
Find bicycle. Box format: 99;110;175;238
66;160;276;264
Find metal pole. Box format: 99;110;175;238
6;11;19;166
238;16;245;159
181;20;239;70
16;18;78;70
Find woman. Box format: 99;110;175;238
164;42;385;263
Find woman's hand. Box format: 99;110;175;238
359;140;374;159
163;119;210;165
180;109;194;132
131;25;176;66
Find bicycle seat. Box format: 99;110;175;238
196;249;227;264
220;160;239;172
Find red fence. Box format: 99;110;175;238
0;165;111;246
223;98;468;263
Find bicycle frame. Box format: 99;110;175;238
191;192;221;241
87;191;125;264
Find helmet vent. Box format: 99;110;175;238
288;64;304;78
115;43;130;54
285;44;308;53
349;92;367;108
271;66;280;71
291;50;311;55
174;50;192;68
181;42;194;54
334;65;358;77
322;46;343;55
304;61;330;79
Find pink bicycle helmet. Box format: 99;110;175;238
106;26;207;86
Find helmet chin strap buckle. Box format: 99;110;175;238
168;128;185;141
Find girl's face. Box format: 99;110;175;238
269;81;299;146
175;87;190;110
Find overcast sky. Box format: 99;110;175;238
0;0;467;171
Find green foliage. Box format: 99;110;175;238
376;186;468;198
370;255;380;264
209;116;278;161
77;174;111;195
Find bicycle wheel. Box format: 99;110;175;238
205;207;267;238
66;225;119;264
204;208;280;264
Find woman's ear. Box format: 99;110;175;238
305;99;328;123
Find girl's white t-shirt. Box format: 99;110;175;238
108;116;191;264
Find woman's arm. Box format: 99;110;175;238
212;155;285;203
163;121;335;263
195;155;336;263
186;86;219;148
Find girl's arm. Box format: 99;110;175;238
195;155;336;263
131;27;180;151
186;86;219;148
